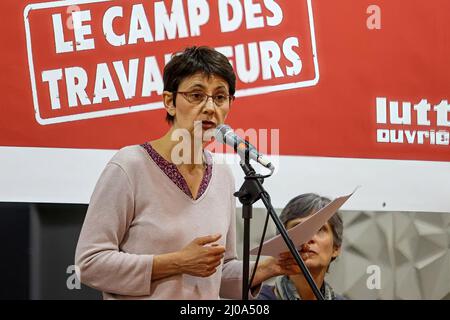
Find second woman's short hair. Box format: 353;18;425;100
279;193;343;249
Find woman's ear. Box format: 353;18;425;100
332;246;341;259
163;91;176;117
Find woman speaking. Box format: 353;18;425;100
75;46;295;299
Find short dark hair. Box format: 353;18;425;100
279;193;343;263
162;46;236;124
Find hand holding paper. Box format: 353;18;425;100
250;193;354;257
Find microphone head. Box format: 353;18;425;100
214;124;232;144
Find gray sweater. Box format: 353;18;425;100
75;145;246;299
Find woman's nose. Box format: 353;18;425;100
202;98;215;113
307;235;317;244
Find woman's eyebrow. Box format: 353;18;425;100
184;84;228;92
288;220;304;228
214;85;227;91
185;83;206;90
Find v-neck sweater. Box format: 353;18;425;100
75;145;245;299
140;142;212;200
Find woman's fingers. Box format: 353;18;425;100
194;233;222;245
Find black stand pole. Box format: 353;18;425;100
235;160;324;301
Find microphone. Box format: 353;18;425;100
215;124;275;172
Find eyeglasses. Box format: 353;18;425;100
174;91;235;107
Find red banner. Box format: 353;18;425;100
1;0;449;162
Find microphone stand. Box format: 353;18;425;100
234;157;324;300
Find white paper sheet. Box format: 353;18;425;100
250;192;354;257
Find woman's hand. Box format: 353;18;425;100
276;252;303;275
257;255;301;280
250;254;302;289
177;234;226;277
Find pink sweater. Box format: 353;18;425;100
75;145;246;299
